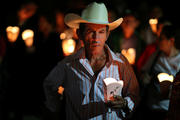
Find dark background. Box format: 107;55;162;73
0;0;180;120
0;0;180;28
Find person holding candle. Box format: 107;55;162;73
136;17;172;74
108;10;145;67
139;25;180;120
43;2;139;120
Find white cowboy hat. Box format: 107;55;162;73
64;2;123;31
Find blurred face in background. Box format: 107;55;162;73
121;15;139;38
55;11;65;33
159;34;174;55
38;16;53;37
18;2;37;23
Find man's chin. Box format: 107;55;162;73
89;45;102;50
86;46;101;51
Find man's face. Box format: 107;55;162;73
159;34;173;54
82;23;109;53
121;15;138;31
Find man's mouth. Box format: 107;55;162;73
92;41;100;44
91;41;100;47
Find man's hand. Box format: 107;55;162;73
106;95;128;109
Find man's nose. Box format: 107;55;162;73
92;32;99;39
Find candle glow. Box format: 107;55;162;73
22;29;34;47
157;73;174;83
6;26;20;43
60;32;66;40
121;48;136;65
149;18;158;33
58;86;64;95
62;39;76;56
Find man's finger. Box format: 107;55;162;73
113;95;123;100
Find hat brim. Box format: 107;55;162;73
64;13;123;31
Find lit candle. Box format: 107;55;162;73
121;48;136;65
58;86;64;95
157;73;174;83
149;18;158;33
22;29;34;47
62;38;76;56
60;32;66;40
6;26;20;43
149;18;158;24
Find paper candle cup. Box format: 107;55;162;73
121;48;136;64
149;18;158;33
6;26;20;43
157;73;174;83
22;29;34;47
62;39;76;56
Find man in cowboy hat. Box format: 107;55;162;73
43;2;139;120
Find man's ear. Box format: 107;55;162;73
76;29;80;38
76;29;83;40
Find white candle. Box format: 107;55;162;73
22;29;34;47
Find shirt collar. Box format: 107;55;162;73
75;44;124;64
104;44;124;67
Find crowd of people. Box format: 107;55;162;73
0;0;180;120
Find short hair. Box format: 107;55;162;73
157;17;171;29
161;25;176;39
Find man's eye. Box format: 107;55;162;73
86;30;93;34
99;30;105;33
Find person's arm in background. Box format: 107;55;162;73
43;61;66;112
167;71;180;120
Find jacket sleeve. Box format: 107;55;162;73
120;55;140;112
43;61;66;112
